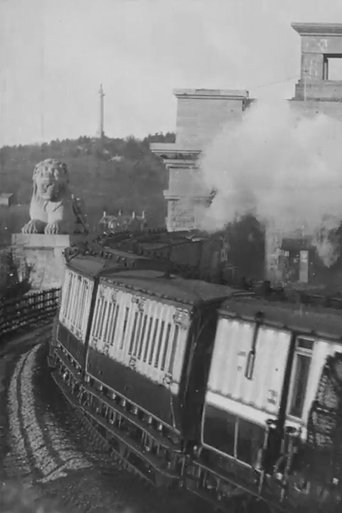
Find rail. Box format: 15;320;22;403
0;288;61;338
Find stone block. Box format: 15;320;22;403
166;198;208;232
11;233;85;290
174;89;249;148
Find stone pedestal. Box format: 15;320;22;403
11;233;84;290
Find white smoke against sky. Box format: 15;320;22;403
199;100;342;266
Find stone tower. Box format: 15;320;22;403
266;23;342;286
151;89;249;231
292;22;342;101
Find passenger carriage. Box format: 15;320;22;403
50;261;243;486
185;296;342;512
49;253;169;396
78;270;243;485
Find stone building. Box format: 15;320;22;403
151;22;342;287
99;210;147;233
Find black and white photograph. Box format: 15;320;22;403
2;1;342;512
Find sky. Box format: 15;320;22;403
1;0;342;146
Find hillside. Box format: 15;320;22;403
0;133;174;245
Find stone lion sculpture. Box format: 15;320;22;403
22;159;76;235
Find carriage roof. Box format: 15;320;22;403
99;269;243;305
66;253;164;278
221;295;342;341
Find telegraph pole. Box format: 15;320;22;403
99;84;105;139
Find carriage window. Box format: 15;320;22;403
133;312;144;357
143;317;154;362
71;275;82;328
154;321;165;368
73;277;81;329
148;319;159;365
109;304;120;346
91;297;102;337
168;325;179;374
62;272;73;320
289;338;313;418
99;300;108;340
120;307;130;349
76;280;87;331
137;314;148;359
103;302;114;342
66;273;76;322
94;297;105;339
161;323;172;371
128;312;139;355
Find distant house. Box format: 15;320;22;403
110;155;123;162
99;210;147;233
0;193;14;207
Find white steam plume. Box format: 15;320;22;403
199;100;342;267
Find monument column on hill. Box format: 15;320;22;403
98;84;105;139
12;159;86;290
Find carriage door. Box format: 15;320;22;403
203;317;292;466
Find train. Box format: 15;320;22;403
48;252;342;513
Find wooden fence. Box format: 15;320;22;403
0;288;61;338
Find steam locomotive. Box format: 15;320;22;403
48;250;342;513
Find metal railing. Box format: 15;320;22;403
0;288;61;338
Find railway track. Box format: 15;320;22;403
1;327;212;513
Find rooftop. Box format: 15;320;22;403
222;295;342;341
173;89;249;100
67;254;158;277
100;269;243;305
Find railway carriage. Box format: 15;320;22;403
50;260;243;486
49;253;169;388
77;270;243;485
185;296;342;512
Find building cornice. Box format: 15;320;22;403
173;88;249;100
292;22;342;36
150;143;201;162
163;191;210;201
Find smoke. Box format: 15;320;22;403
199;100;342;267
